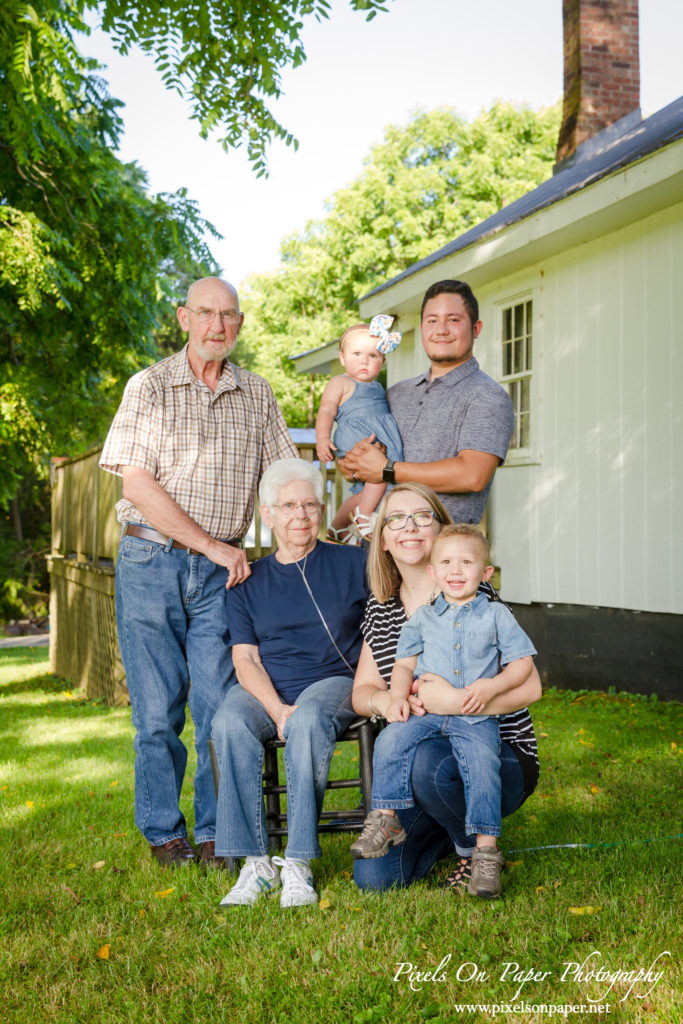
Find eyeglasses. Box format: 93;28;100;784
272;500;321;517
185;307;241;325
383;510;438;531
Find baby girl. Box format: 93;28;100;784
316;315;403;542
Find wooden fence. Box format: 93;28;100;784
47;443;345;705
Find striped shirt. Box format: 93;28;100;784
100;346;298;540
361;588;540;791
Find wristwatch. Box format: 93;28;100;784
382;459;396;484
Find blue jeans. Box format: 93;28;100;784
371;713;501;836
212;675;356;860
355;738;528;891
115;532;235;846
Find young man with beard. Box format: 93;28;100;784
339;280;513;526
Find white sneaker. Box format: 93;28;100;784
347;507;377;544
219;858;280;906
272;856;318;907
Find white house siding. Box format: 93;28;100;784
481;201;683;616
384;327;420;381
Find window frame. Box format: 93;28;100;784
497;291;539;467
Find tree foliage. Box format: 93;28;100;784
0;0;393;615
98;0;393;176
4;0;393;177
1;0;395;502
1;2;222;504
235;102;561;426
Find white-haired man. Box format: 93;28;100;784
100;277;298;868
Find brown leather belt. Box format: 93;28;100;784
123;523;241;555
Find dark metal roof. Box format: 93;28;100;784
290;340;337;361
362;96;683;302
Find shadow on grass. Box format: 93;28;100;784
2;656;682;1024
0;662;137;806
2;662;681;892
0;673;77;697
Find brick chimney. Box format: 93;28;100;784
556;0;641;166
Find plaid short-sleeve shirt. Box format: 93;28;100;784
99;347;298;540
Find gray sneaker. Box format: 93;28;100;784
468;847;504;898
349;810;406;859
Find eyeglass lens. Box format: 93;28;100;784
277;501;320;516
384;511;435;530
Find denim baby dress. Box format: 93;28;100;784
333;381;404;494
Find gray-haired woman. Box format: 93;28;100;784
212;458;367;908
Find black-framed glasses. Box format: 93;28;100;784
383;510;438;531
185;306;241;325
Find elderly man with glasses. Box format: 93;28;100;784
100;277;298;869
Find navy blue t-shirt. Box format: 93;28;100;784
225;541;368;703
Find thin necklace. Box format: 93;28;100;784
400;581;437;617
276;546;310;568
293;546;354;674
293;552;309;576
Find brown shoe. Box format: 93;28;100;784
150;836;196;868
468;846;504;898
197;840;230;871
349;810;406;859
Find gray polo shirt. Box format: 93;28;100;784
386;357;513;524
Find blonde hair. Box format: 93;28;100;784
367;483;451;603
338;323;374;354
430;523;491;564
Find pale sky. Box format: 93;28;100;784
80;0;683;289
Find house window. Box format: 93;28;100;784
500;298;532;450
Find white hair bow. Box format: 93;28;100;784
369;314;401;354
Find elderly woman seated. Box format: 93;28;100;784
212;458;367;908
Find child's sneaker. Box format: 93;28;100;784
468;847;504;898
219;858;280;906
272;856;318;907
349;810;406;859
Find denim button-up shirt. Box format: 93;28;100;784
395;593;537;722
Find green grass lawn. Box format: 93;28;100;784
1;648;681;1024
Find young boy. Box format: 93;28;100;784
350;525;537;898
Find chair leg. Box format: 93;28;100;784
208;737;220;798
263;743;283;852
357;722;375;811
211;722;376;850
